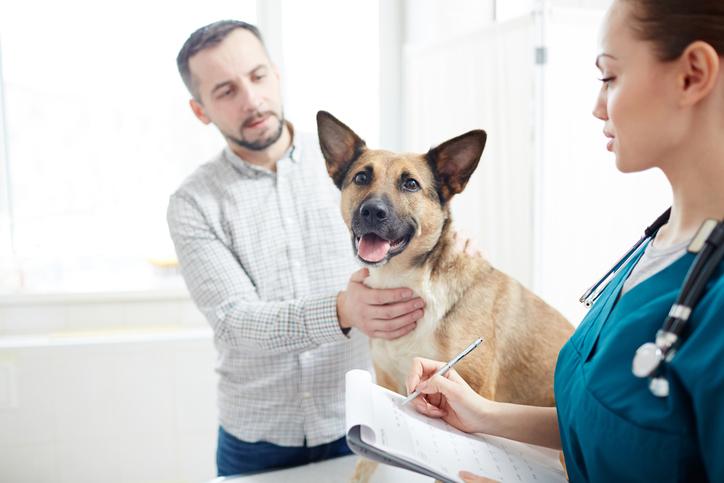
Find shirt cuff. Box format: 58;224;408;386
303;294;350;344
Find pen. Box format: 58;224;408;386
400;337;484;407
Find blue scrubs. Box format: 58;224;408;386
555;242;724;482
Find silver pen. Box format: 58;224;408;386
400;337;484;407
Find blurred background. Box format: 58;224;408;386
0;0;671;481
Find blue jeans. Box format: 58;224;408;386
216;426;352;476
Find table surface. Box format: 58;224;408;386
209;454;434;482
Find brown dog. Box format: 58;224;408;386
316;111;572;481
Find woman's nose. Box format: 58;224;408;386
592;89;608;121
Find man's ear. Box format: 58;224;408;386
427;129;487;203
678;40;720;107
190;98;211;125
316;111;366;189
273;63;281;83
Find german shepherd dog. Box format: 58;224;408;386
316;111;572;481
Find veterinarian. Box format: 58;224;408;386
167;20;427;476
405;1;724;481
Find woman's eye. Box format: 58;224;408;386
598;76;615;85
353;172;369;185
403;178;420;191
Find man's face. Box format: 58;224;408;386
188;28;284;151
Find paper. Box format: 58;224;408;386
346;369;567;483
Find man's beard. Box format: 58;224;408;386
225;111;285;151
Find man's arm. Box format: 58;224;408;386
168;192;347;354
168;193;424;354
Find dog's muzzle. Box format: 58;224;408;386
351;197;415;265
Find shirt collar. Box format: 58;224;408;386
223;121;300;177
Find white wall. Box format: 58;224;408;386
0;331;217;483
0;297;217;483
275;0;381;146
534;6;670;323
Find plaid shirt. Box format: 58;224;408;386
167;129;371;446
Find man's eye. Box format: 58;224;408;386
353;172;369;185
402;178;420;192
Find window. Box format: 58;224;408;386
0;0;257;292
0;0;384;295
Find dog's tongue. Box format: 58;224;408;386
358;234;391;262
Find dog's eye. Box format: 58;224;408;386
353;172;369;185
402;178;420;192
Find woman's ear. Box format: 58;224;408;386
677;40;720;107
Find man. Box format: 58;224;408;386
168;20;425;476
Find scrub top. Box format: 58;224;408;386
555;242;724;482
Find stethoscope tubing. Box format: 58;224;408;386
665;224;724;335
580;208;672;307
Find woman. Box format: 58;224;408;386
405;0;724;481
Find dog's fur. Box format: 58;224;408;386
316;111;573;482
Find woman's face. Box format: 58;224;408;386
593;0;684;173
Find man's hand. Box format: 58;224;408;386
452;229;483;257
337;268;425;339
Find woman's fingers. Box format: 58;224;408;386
459;471;499;482
406;357;446;394
412;396;447;418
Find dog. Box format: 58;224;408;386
316;111;573;482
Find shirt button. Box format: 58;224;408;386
302;392;312;398
292;260;301;269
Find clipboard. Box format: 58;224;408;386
345;370;567;483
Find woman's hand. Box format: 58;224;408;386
459;471;499;483
405;357;493;434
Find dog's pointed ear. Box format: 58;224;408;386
427;129;487;203
316;111;366;189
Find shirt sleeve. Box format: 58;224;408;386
675;275;724;481
167;192;349;355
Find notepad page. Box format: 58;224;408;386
347;370;566;483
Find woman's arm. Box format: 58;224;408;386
406;357;562;449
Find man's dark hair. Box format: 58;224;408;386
176;20;266;100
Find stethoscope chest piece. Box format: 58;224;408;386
632;342;663;378
632;342;670;397
648;376;670;398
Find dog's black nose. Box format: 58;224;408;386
360;199;388;223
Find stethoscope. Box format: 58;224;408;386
579;208;724;397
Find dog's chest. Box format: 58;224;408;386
365;268;449;389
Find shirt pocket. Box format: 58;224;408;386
573;386;686;483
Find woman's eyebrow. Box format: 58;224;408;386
595;53;617;69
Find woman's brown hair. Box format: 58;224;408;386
626;0;724;60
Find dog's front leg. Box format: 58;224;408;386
351;458;379;483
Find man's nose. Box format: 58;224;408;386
359;198;389;224
240;84;262;111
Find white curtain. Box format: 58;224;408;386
403;16;536;289
403;7;671;324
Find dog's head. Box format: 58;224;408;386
317;111;486;268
